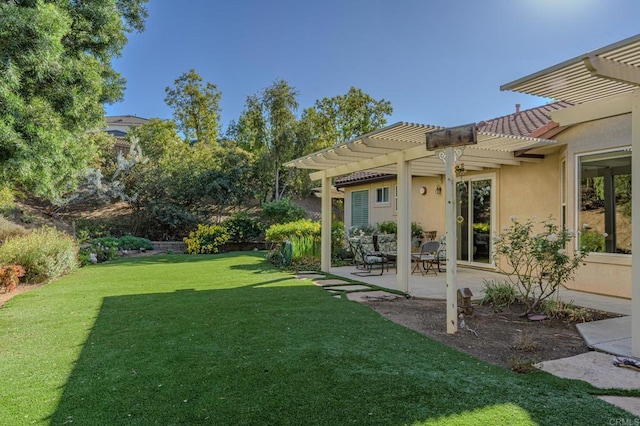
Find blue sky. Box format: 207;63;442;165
106;0;640;132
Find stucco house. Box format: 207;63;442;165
286;33;640;300
105;115;149;154
330;100;632;299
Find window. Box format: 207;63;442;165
578;149;631;254
351;190;369;228
375;186;390;205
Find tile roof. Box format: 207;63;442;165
334;101;572;186
477;101;571;136
106;115;149;126
335;171;394;188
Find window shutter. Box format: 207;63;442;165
351;190;369;227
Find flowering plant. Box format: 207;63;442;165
0;264;25;292
493;216;587;314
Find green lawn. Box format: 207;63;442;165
0;252;635;425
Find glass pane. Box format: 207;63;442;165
471;179;491;264
456;181;469;262
579;151;631;254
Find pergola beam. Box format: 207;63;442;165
584;55;640;87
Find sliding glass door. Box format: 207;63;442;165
456;176;494;264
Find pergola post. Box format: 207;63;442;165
396;152;412;293
443;147;458;334
632;89;640;356
320;172;332;273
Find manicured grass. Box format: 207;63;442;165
0;252;635;424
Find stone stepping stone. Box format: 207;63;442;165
322;284;372;292
313;279;351;287
346;290;401;303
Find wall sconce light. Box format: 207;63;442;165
435;185;442;195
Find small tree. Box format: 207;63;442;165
493;217;587;315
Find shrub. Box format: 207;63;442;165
184;224;230;254
480;278;519;309
493;216;586;314
331;220;345;260
118;235;154;251
222;213;264;242
411;222;425;239
0;227;79;283
542;299;593;322
579;229;606;253
0;186;16;213
79;238;119;265
0;216;28;243
377;221;397;234
0;264;25;292
265;219;320;243
261;198;306;225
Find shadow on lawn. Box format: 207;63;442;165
48;260;627;424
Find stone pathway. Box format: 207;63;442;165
294;272;405;301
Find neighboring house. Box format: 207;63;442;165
285;34;640;301
105;115;149;154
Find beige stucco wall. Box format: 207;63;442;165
558;113;632;298
340;113;632;298
342;176;445;238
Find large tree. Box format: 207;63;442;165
233;79;300;201
0;0;148;199
304;86;393;150
164;69;222;145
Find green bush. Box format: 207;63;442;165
377;221;397;234
411;222;425;239
118;235;154;251
0;216;28;243
265;219;320;243
184;224;230;254
480;279;519;309
80;237;119;265
0;186;16;213
261;198;306;225
265;219;321;265
493;216;586;314
580;229;605;253
222;213;264;242
0;227;79;283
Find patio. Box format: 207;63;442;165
329;263;633;356
330;263;631;315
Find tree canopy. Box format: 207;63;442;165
164;69;222;145
0;0;148;199
303;86;393;150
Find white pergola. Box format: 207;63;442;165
285;122;555;303
501;33;640;356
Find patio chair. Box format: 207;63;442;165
360;239;389;275
411;240;440;275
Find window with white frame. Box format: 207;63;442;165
578;149;631;254
375;186;390;205
351;190;369;228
